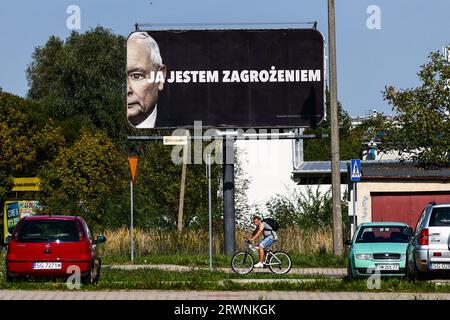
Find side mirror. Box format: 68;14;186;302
94;235;107;244
403;227;414;237
344;240;352;246
4;235;12;245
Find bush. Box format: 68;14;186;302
265;186;349;232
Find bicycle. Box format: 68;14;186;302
231;240;292;275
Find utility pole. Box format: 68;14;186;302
328;0;343;256
177;130;189;233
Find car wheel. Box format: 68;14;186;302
6;272;17;282
347;262;354;281
93;258;102;283
406;255;414;282
411;254;427;282
415;266;427;281
81;265;93;285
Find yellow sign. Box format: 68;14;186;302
12;177;40;192
163;136;188;146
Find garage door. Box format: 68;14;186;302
371;192;450;229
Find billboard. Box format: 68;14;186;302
3;200;39;241
126;28;325;129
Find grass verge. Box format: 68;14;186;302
1;266;450;293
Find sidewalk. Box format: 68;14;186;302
1;290;449;300
106;264;347;277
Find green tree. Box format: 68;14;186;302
26;27;127;143
38;128;128;229
0;92;65;198
304;91;361;161
133;140;222;230
382;49;450;167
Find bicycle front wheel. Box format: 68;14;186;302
268;251;292;275
231;252;254;274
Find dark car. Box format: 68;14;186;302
5;215;106;284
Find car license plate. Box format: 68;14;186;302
33;262;62;270
375;264;399;271
430;263;450;270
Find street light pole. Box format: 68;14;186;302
328;0;343;256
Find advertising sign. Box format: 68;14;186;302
126;28;325;129
3;200;39;241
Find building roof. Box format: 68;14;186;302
292;160;450;185
292;161;347;185
295;161;348;173
361;161;450;180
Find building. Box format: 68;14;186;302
353;161;450;228
292;160;450;230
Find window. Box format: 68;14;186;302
355;226;410;243
416;209;426;231
17;220;80;243
429;208;450;227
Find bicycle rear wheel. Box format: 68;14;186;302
268;251;292;274
231;252;254;274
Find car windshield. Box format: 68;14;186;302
429;208;450;227
16;220;80;243
355;226;409;243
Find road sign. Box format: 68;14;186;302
12;177;40;191
128;155;139;185
350;159;361;182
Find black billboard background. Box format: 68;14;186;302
127;28;325;129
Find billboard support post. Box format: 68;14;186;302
223;138;235;256
207;154;213;271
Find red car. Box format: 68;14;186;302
5;215;106;284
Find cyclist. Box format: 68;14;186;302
247;215;278;268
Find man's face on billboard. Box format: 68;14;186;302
126;37;166;126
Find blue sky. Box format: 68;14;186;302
0;0;448;116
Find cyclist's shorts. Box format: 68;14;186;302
259;237;276;249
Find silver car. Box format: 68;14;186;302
406;202;450;281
